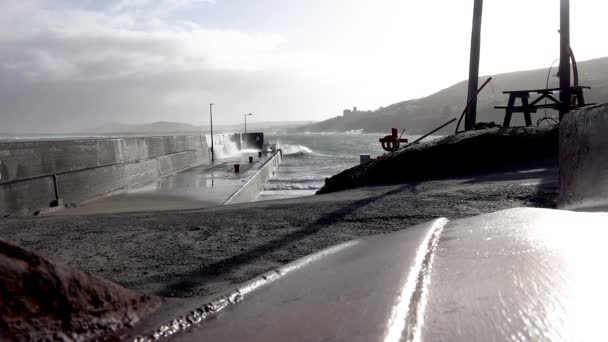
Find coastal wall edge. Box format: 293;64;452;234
558;104;608;210
224;150;282;205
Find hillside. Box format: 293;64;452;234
298;57;608;134
85;121;313;135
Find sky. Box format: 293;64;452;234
0;0;606;133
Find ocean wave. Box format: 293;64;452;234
241;148;262;154
265;179;323;191
278;144;335;159
279;144;315;157
286;151;311;158
281;144;312;154
301;130;380;135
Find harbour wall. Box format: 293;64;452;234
0;134;241;216
558;104;608;210
225;150;282;205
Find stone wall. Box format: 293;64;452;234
0;135;236;216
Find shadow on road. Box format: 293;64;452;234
158;183;419;297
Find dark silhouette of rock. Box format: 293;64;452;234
318;126;558;194
0;239;162;341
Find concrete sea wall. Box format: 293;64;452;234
0;135;237;216
225;150;282;205
558;104;608;210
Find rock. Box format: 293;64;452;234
318;126;558;194
0;239;162;341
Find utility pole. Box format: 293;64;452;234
559;0;571;119
210;103;214;162
465;0;484;131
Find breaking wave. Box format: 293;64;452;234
205;134;241;158
265;179;324;191
280;144;315;158
279;144;330;158
281;144;312;155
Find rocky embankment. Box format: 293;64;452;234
318;126;558;194
0;240;162;341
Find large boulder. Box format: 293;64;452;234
0;239;162;341
318;126;558;194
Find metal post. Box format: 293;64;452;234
244;113;252;133
559;0;571;119
210;103;215;162
465;0;484;131
52;174;59;201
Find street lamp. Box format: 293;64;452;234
210;103;214;162
244;113;253;133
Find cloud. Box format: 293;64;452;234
0;0;325;133
109;0;215;15
6;0;602;133
0;0;485;134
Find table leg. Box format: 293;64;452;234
521;97;532;126
503;94;516;127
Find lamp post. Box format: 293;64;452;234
210;103;214;162
244;113;252;133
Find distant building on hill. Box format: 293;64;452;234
343;106;371;118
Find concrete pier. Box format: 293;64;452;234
53;150;282;216
0;133;277;216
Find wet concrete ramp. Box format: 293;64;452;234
125;208;608;341
50;151;282;216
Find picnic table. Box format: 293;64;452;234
495;86;591;127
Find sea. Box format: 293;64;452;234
259;132;438;200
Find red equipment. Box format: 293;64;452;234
379;128;408;152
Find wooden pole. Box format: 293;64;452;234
559;0;571;119
465;0;484;131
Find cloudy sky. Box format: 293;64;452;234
0;0;606;133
